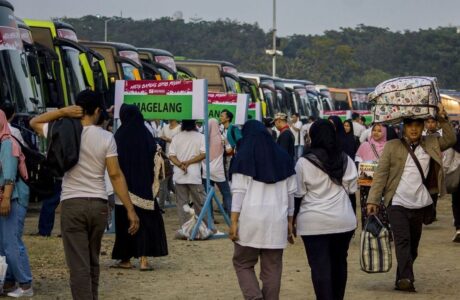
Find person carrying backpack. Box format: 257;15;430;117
0;109;33;297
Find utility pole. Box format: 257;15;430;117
265;0;283;77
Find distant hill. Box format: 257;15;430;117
63;16;460;89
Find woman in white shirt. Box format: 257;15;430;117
295;119;357;300
229;120;297;300
201;119;232;214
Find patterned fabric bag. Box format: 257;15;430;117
369;76;440;124
360;214;392;273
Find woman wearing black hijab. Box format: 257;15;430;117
229;120;297;300
328;116;359;160
294;119;358;300
329;116;359;213
111;104;168;271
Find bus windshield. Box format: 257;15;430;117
0;50;33;113
331;91;350;110
224;75;240;93
62;46;86;104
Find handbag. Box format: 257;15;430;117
360;215;392;273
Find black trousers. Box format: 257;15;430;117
301;231;354;300
388;205;426;283
452;185;460;230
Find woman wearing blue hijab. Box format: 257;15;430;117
229;120;297;300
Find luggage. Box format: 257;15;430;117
360;215;392;273
369;76;440;124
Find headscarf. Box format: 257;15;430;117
0;110;27;180
329;116;358;160
115;104;156;200
356;124;387;161
304;119;347;185
229;120;295;184
208;119;223;161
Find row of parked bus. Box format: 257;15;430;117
3;0;377;131
8;0;459;141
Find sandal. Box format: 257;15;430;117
109;262;135;269
140;265;154;271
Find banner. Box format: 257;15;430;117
207;93;249;125
248;102;262;121
114;79;206;120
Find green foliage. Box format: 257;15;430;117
64;16;460;89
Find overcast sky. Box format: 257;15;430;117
13;0;460;36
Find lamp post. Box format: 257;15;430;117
96;15;112;42
265;0;283;77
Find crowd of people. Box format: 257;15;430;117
0;89;459;299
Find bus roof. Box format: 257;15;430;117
81;41;138;52
177;59;236;68
137;48;174;57
0;0;14;11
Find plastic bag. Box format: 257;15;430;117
175;206;213;240
0;256;8;294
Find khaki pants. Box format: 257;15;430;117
175;184;206;226
60;198;108;300
232;243;284;300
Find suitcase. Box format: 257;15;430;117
369;76;440;124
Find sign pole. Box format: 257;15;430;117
190;80;230;240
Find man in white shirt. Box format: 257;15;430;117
290;113;303;160
352;112;366;139
367;105;456;292
158;120;181;210
30;90;140;300
168;120;206;226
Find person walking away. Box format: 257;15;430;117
168;120;206;227
355;124;388;228
202;119;232;214
366;104;456;292
0;110;33;298
290;113;303;160
229;120;297;300
423;116;442;223
352;112;366;139
329;116;359;213
294;120;357;300
30;90;140;300
111;104;168;271
158;120;180;210
220;109;242;178
274;113;295;160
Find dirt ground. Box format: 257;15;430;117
11;195;460;299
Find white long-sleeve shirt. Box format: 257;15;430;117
392;145;432;209
295;156;358;236
231;173;297;249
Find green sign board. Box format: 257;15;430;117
124;94;193;120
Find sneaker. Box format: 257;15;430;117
453;230;460;243
7;287;34;298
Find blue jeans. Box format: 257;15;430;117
38;180;62;236
0;199;33;285
203;179;232;214
295;145;304;161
